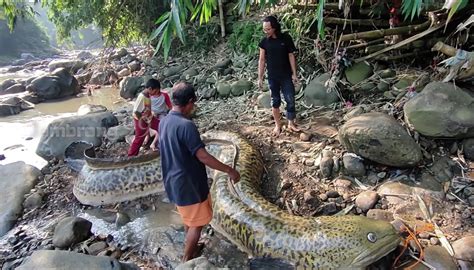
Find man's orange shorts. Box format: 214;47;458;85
176;195;212;227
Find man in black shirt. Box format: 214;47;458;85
258;15;300;136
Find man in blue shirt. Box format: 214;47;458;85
159;82;240;261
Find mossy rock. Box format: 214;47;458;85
256;92;272;109
231;80;252;96
216;82;231;97
304;73;339;106
345;62;373;85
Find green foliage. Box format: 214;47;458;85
42;0;166;46
228;21;261;55
401;0;467;21
184;20;220;52
0;0;38;30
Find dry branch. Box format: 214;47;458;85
340;20;430;41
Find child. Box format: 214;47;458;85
128;79;161;156
143;87;172;151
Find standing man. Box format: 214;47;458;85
128;78;161;156
159;82;240;262
258;15;300;136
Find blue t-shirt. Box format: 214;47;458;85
159;110;209;206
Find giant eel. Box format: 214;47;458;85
74;131;400;268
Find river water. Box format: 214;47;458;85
0;72;127;168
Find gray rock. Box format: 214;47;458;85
418;246;458;270
23;191;43;209
0;79;16;91
343;106;366;121
52;216;92;248
77;51;94;60
28;68;79;100
376;81;389;92
87;241;108;255
216;82;231;97
377;182;413;204
89;71;109;85
355;191;379;211
17;250;135;270
182;68;199;78
77;104;108;116
333;178;352;193
345;62;373;85
21;93;42;104
376;69;396;79
0;103;21;116
304;73;340;106
163;65;185;77
144;227;186;269
463;138;474;160
176;257;217;270
213;59;232;70
128;61;141;72
0;162;41;236
48;59;85;73
231;80;252;96
404;82;474;138
119;76;144;99
339;112;422;167
366;209;393;222
256;92;271;109
342;153;366;177
452;236;474;270
36;112;118;160
2;84;26;94
75;71;93;86
117;68;131;77
115;212;131;228
106;126;133;143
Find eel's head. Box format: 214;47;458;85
349;217;400;267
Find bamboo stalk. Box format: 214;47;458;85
431;41;457;56
340;20;431;41
345;38;385;49
218;0;225;37
324;17;391;27
355;20;444;62
374;50;432;61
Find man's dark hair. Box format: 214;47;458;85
263;15;281;37
172;82;197;106
145;78;161;90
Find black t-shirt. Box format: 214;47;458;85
258;33;296;79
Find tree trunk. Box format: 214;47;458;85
218;0;225;38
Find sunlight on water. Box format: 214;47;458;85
0;86;129;168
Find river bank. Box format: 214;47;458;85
0;43;473;269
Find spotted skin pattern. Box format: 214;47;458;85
73;152;164;206
73;131;399;268
203;131;400;269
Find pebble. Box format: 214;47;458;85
430;237;439;245
366;209;394;222
322;202;337;214
299;133;311;141
304;159;314;166
318;194;328;201
325;190;339;198
418;232;430;239
355;191;379;211
303;191;319;205
468;195;474;207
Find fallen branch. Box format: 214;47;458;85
325;17;391;28
340;20;430;41
373;50;432;61
355;19;445;63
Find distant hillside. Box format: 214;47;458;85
0;17;54;58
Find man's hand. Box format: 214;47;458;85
227;168;240;184
292;74;299;85
257;79;263;90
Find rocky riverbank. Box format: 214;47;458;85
1;44;473;269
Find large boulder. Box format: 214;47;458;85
404;82;474;138
0;79;17;91
0;103;21;116
339;112;422;167
304;73;340;106
27;68;80;100
77;104;108;116
119;76;144;99
36;112;118;160
17;250;138;270
48;59;85;73
0;162;41;236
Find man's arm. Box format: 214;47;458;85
289;52;298;82
195;148;240;183
258;48;266;89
